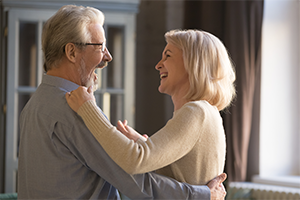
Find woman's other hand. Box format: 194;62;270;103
117;120;148;142
66;86;95;112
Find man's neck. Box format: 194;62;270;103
47;65;81;86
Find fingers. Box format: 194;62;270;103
65;86;94;113
117;120;124;129
207;173;227;190
207;173;227;200
78;86;88;94
121;120;128;131
67;86;92;97
117;120;127;133
65;92;73;102
87;85;94;94
65;92;70;99
220;183;226;192
142;134;149;139
220;183;227;199
217;173;227;184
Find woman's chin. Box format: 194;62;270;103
158;86;167;95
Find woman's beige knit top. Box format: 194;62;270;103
77;100;226;185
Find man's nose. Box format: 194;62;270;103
103;48;113;62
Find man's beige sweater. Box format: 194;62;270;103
78;100;226;185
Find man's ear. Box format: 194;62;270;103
64;43;77;63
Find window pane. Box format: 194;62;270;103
110;94;124;126
95;93;124;126
19;22;38;87
107;26;124;89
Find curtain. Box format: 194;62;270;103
184;0;264;182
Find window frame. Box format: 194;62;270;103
253;0;300;188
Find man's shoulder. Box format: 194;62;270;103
21;83;77;125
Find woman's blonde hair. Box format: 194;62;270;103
42;5;104;72
165;29;236;111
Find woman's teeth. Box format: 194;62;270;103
160;74;168;79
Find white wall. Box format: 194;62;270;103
260;0;299;176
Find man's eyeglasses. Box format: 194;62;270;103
74;42;106;52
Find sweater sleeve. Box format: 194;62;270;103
77;100;206;174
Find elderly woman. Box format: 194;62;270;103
66;29;236;185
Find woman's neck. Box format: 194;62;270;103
172;96;189;111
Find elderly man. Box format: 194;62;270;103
18;5;226;199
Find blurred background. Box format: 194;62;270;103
0;0;299;199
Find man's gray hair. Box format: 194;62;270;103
42;5;104;72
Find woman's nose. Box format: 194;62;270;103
155;60;162;71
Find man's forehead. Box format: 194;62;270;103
89;23;106;40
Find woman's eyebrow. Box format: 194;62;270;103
164;49;172;54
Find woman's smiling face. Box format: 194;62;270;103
155;43;189;98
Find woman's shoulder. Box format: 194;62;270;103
175;100;205;116
183;100;214;110
178;100;219;117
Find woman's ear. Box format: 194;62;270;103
64;43;77;63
